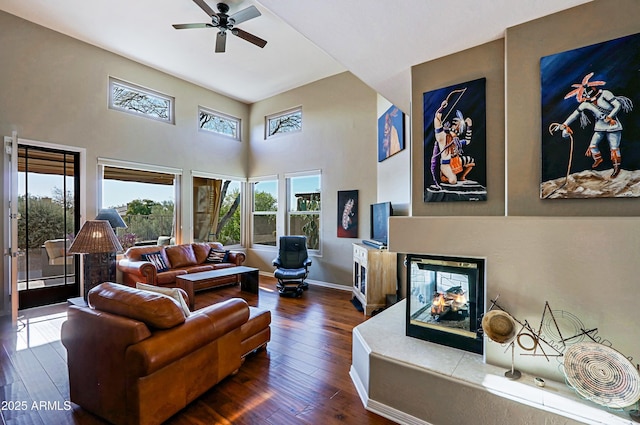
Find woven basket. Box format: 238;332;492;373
482;310;517;344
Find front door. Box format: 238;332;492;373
14;144;80;309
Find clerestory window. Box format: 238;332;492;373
109;77;175;124
198;106;241;140
265;107;302;139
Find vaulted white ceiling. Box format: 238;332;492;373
0;0;591;109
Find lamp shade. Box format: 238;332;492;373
95;208;127;229
68;220;123;254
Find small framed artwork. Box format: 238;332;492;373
378;105;405;162
540;32;640;199
337;190;358;238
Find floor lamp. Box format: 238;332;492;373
68;220;123;300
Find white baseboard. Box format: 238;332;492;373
349;365;432;425
366;399;433;425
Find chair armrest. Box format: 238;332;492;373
272;258;282;267
303;258;312;268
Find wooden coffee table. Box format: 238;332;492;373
176;266;259;310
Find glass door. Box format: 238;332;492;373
16;145;80;309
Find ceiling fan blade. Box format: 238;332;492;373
215;32;227;53
172;23;213;30
231;28;267;48
192;0;217;17
229;5;261;26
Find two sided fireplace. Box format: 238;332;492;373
406;254;485;354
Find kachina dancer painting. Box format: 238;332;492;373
541;32;639;199
423;77;487;202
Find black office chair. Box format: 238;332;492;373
272;236;312;297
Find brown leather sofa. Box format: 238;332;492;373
117;242;245;289
61;282;270;425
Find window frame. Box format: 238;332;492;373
250;176;279;248
192;171;244;248
286;170;321;255
265;106;302;139
198;106;241;141
98;158;182;244
108;77;175;124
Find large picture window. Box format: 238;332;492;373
193;174;242;246
99;160;181;248
251;179;278;246
109;77;175;124
287;171;321;252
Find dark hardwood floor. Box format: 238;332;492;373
0;276;395;425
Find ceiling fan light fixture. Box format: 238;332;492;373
172;1;267;52
216;2;229;14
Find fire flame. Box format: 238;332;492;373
451;293;467;309
431;290;468;316
431;293;447;315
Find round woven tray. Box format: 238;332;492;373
482;310;517;344
563;342;640;408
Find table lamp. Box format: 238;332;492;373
95;208;127;230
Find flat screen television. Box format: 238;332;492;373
370;202;393;246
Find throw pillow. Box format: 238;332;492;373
136;282;191;317
206;247;230;264
141;251;169;273
165;244;197;268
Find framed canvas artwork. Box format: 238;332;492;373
337;190;358;238
423;78;487;202
378;105;405;162
540;32;640;199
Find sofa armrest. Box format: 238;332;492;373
126;298;250;376
61;306;152;425
227;250;246;266
117;258;157;285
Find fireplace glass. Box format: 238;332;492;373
406;254;485;354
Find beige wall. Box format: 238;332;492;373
247;72;378;286
506;0;640;216
377;95;411;215
394;0;640;390
411;39;506;216
0;11;250;315
0;11;384;317
390;216;640;382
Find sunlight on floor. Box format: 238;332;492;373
15;311;68;351
228;390;274;423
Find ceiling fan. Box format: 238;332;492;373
173;0;267;53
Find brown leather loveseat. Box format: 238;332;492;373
61;282;271;425
117;242;245;289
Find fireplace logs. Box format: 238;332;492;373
431;287;469;321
